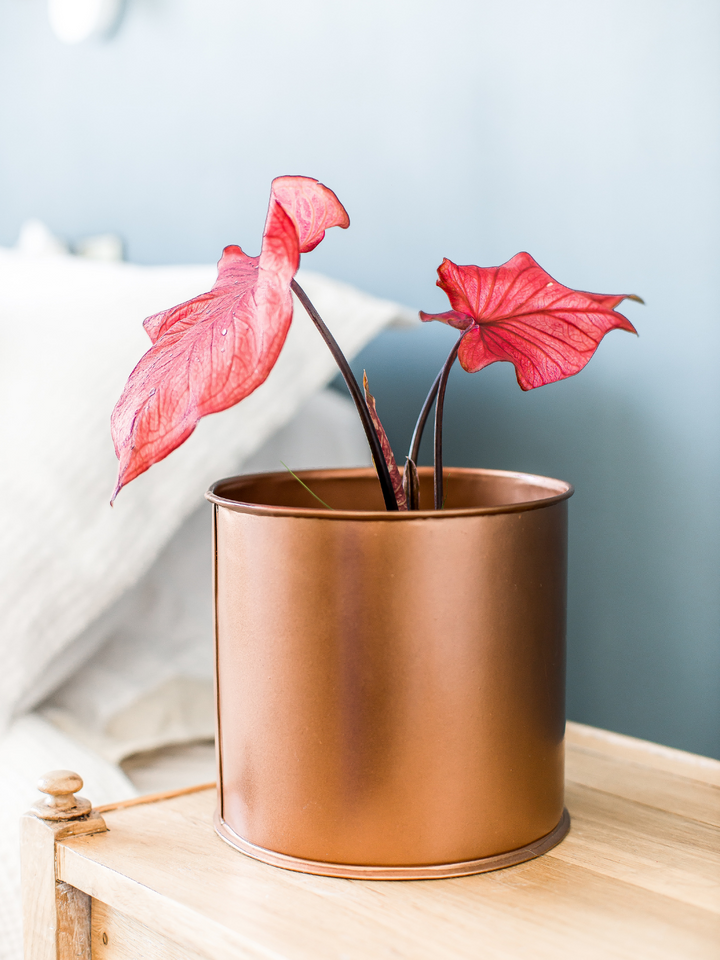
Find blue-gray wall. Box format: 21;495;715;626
1;0;718;757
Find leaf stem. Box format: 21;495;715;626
407;371;442;468
291;279;399;511
433;335;464;510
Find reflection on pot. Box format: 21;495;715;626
207;466;572;879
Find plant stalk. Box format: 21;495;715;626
291;279;398;511
403;457;420;510
433;336;464;510
407;370;442;468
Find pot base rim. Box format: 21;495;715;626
213;808;571;880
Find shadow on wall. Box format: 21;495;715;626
335;323;720;760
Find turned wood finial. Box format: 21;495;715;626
32;770;92;821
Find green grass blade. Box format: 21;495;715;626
280;462;334;510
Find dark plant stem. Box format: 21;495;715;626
403;457;420;510
291;279;398;511
433;335;464;510
407;370;442;467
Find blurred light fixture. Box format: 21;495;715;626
48;0;124;44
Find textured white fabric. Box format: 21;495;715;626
42;389;371;762
0;714;138;960
0;246;413;959
0;247;414;729
0;389;371;960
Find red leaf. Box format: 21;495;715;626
111;177;349;500
363;371;407;510
420;253;639;391
269;175;350;253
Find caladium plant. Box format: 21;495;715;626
112;175;639;510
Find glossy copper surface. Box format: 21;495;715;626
207;467;572;877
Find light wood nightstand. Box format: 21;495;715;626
21;722;720;960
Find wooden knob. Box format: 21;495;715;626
32;769;92;821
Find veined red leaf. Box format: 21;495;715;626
363;371;407;510
111;177;349;500
420;253;639;390
269;175;350;253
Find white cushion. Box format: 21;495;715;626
0;245;413;730
41;389;370;761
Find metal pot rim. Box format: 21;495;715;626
206;466;573;521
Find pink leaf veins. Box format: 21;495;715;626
420;253;639;390
111;177;349;500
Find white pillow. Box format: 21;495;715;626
0;246;414;730
41;389;370;761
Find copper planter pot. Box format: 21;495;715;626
207;467;572;879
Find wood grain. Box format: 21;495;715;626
42;727;720;960
21;814;104;960
558;782;720;912
56;883;91;960
566;721;720;786
91;901;206;960
94;781;215;815
566;744;720;828
21;815;59;960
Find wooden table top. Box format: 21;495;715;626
56;722;720;960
